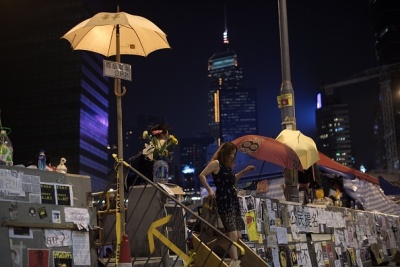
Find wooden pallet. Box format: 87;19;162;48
192;234;229;267
192;234;270;267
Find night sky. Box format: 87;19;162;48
87;1;377;168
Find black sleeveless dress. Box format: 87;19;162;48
212;163;245;232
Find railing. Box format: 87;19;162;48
92;160;249;267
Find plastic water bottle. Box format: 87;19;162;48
38;150;46;170
153;159;169;183
0;129;13;166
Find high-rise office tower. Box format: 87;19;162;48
207;16;257;143
178;135;214;193
316;94;353;166
370;0;400;170
0;1;111;191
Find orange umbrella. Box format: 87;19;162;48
232;135;303;171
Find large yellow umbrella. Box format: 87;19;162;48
276;129;319;170
62;9;170;264
62;11;170;57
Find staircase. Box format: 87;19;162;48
94;161;270;267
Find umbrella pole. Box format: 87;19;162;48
114;14;126;264
257;161;266;184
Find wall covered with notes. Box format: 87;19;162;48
238;195;400;267
0;166;97;267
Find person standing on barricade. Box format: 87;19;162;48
199;142;255;267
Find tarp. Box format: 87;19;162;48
378;175;400;196
317;152;378;184
318;165;356;180
316;153;400;214
343;178;400;216
235;152;379;184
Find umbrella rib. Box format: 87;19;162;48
109;25;117;58
123;24;148;57
155;31;170;47
122;24;169;57
69;27;92;49
69;34;78;48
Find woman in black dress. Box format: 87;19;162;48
199;142;255;267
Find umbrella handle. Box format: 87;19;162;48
114;85;127;97
256;161;266;183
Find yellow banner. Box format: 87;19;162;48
245;210;258;241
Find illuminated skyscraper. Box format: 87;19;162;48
0;1;111;191
207;17;257;143
316;95;353;166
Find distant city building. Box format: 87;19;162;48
219;88;258;142
370;0;400;170
178;135;214;194
316;96;353;166
316;1;400;171
207;19;257;143
0;1;111;191
178;12;259;195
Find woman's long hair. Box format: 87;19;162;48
211;142;237;168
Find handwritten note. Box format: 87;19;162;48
0;169;24;196
272;247;281;267
298;242;312;267
44;229;72;247
276;226;288;244
73;231;91;265
64;207;90;231
266;234;278;248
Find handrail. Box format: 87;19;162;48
122;160;246;259
93;159;248;267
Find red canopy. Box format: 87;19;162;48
317;152;378;184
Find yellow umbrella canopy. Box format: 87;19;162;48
61;11;171;57
276;129;319;170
